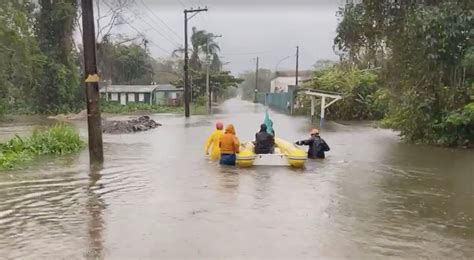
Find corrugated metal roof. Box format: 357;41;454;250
99;84;182;93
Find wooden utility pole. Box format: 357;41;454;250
254;56;259;103
184;7;208;117
295;46;299;86
81;0;103;164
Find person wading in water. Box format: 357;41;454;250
219;124;240;165
295;129;330;159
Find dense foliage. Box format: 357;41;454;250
305;65;388;120
0;0;81;114
334;0;473;146
0;124;84;169
97;37;154;85
172;27;240;101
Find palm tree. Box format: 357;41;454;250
190;27;221;71
173;27;221;72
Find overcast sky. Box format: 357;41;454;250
97;0;344;74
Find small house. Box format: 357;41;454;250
270;70;313;93
154;84;184;106
100;84;183;106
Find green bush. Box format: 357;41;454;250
304;66;387;120
0;124;85;169
383;102;474;147
431;102;474;146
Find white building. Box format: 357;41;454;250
270;70;312;93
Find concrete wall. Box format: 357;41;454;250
270;77;302;93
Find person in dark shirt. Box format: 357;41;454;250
295;129;330;159
254;124;275;154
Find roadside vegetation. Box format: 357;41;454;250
0;125;84;169
240;1;473;147
0;1;240;118
302;66;388;120
332;0;473;147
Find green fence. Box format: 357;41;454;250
256;86;296;114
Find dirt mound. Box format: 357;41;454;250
102;116;161;134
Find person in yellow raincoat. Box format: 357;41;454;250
204;121;224;160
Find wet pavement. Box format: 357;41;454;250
0;99;473;259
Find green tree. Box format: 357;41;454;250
110;42;153;85
189;27;221;72
34;0;81;113
305;65;387;120
0;0;39;113
173;27;222;73
174;70;242;101
92;36;154;85
335;0;474;146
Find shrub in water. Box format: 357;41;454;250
0;124;85;169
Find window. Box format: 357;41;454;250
128;93;135;102
111;93;118;101
170;92;177;99
138;93;145;102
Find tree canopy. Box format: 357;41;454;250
334;0;473;146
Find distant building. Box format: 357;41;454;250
154;84;184;106
270;70;313;93
100;84;183;106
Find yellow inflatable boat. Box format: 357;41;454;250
236;137;307;168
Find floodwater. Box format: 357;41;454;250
0;99;472;259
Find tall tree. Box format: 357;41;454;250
35;0;81;113
0;0;38;111
177;27;221;72
335;0;474;145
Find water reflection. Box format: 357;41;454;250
85;166;106;259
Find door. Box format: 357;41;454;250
120;93;126;105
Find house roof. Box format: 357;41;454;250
99;84;182;93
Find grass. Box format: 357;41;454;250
101;102;207;115
0;124;85;169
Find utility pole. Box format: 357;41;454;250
184;7;208;117
295;46;299;86
206;34;221;114
254;56;259;103
81;0;103;165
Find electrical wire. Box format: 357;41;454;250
125;21;174;56
138;0;183;42
102;0;181;50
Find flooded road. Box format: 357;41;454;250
0;99;473;259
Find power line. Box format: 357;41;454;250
138;0;183;42
121;5;181;48
125;21;173;55
102;0;180;51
